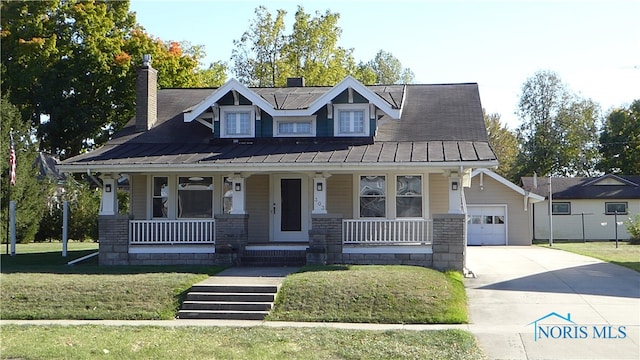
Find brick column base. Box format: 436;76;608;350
98;215;131;265
432;214;466;271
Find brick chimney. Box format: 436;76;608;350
286;77;305;87
136;54;158;131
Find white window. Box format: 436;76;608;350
360;176;386;217
152;176;168;218
396;175;422;217
552;202;571;215
334;104;369;136
220;106;254;138
177;177;213;218
605;202;627;215
273;116;316;137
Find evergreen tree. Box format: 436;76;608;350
1;96;48;244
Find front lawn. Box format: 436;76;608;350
538;241;640;272
1;242;222;320
269;265;468;324
0;325;485;360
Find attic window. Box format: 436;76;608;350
274;116;316;137
334;104;369;137
220;105;255;138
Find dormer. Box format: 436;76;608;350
182;76;404;141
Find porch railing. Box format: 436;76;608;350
342;219;432;245
129;219;216;245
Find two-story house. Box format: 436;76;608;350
58;57;497;270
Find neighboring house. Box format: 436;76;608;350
57;58;497;269
465;168;544;245
521;174;640;241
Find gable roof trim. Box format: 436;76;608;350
583;174;639;187
472;168;545;201
183;76;402;123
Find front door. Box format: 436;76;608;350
272;175;309;241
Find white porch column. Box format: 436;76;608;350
312;174;329;214
99;175;118;215
229;176;246;214
448;173;463;214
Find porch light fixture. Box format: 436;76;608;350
317;182;323;191
451;181;458;191
235;183;241;191
105;184;112;193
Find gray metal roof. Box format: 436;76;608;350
521;175;640;199
60;83;496;170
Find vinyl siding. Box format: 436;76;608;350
533;198;639;241
465;175;532;245
429;174;449;216
246;175;270;242
130;174;147;219
327;174;353;218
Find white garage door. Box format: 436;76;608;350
467;205;507;245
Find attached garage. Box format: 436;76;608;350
465;169;545;246
467;205;507;245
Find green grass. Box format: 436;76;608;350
269;265;468;324
537;241;640;272
0;325;485;360
1;242;223;320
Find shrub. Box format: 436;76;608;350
625;214;640;245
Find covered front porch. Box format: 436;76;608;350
97;169;468;270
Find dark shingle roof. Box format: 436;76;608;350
521;175;640;199
61;83;495;169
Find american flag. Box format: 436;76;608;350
9;131;16;186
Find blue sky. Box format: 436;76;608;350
129;0;639;129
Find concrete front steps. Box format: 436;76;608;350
178;284;279;320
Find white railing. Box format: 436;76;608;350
342;219;432;245
129;219;215;245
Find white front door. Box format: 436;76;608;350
271;175;309;241
467;205;507;245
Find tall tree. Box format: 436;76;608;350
1;97;48;243
1;0;219;158
484;111;518;180
513;70;600;178
367;50;414;84
598;100;640;174
230;6;413;87
284;6;355;86
231;6;287;87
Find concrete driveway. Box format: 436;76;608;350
465;246;639;360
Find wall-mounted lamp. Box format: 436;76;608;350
234;183;241;192
451;181;458;191
317;182;323;191
105;184;112;193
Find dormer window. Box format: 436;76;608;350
334;104;370;137
220;105;255;138
274;116;316;137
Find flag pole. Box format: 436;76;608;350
6;128;16;254
5;173;9;255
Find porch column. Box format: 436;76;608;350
448;173;462;214
228;175;246;214
99;175;118;215
312;174;329;214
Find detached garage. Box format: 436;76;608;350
467;205;507;245
465;169;545;245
